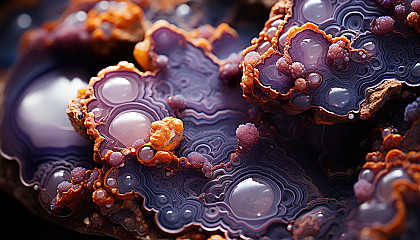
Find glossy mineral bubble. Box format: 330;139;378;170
100;76;139;104
0;48;94;211
17;67;88;148
115;137;321;238
376;168;412;202
301;0;330;23
228;177;276;218
108;111;151;147
87;26;251;165
137;146;154;161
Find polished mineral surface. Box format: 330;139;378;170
1;0;420;239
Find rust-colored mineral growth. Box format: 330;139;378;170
359;79;402;120
407;11;420;31
67;87;90;139
135;117;185;167
149;117;183;151
351;120;420;240
206;235;227;240
19;0;147;57
85;0;146;55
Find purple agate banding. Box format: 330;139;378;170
0;47;96;212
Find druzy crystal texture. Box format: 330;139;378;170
2;0;420;239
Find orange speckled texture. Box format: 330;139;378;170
150;117;183;151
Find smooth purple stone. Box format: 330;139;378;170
109;111;151;147
229;178;276;218
16;68;89;148
353;179;373;202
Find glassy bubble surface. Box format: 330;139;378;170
229;178;276;218
363;42;375;51
109;111;151;147
300;38;323;67
326;87;350;109
302;0;328;23
17;68;89;148
138;146;155;161
292;93;311;108
102;76;138;104
165;210;179;223
412;63;420;77
123;174;137;187
376;168;411;202
308;73;321;85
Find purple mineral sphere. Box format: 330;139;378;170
371;16;395;35
109;152;125;166
71;167;86;184
236;123;259;148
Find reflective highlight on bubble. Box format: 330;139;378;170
102;76;139;104
229;178;276;218
302;0;328;23
109;111;151;147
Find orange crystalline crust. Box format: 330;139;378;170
150;117;183;151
